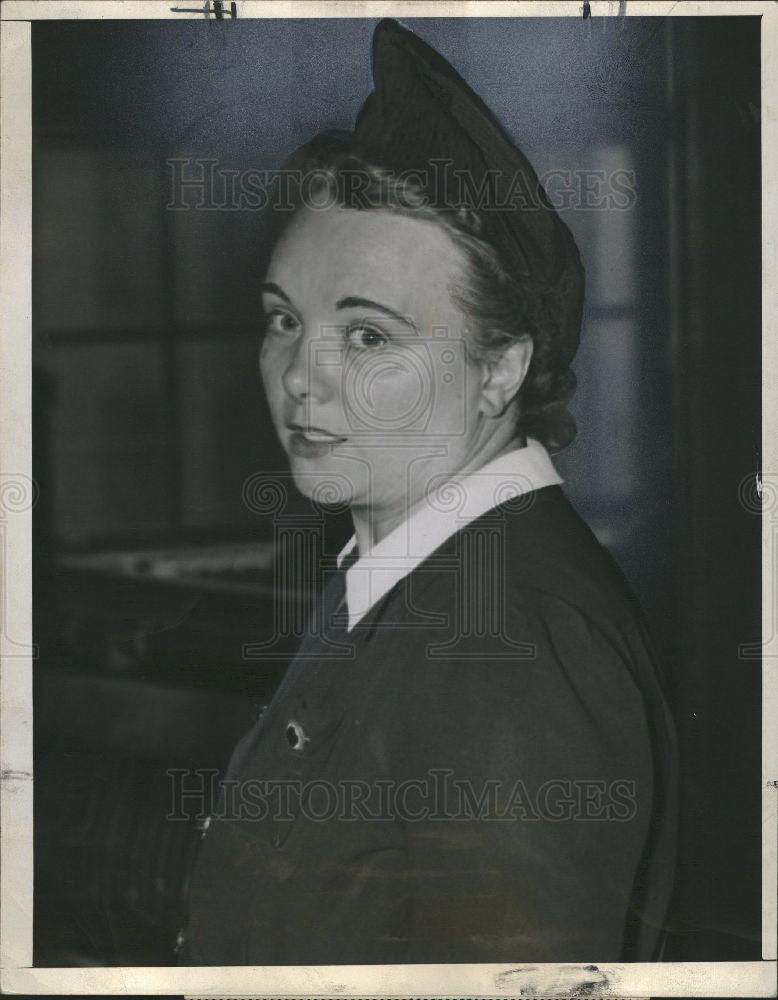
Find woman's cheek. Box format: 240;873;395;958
345;348;434;433
260;341;286;386
359;376;428;434
258;341;273;380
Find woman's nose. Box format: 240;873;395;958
281;328;334;403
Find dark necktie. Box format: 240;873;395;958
321;543;361;641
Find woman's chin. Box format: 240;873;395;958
287;459;356;509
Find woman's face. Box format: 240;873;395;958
259;205;492;517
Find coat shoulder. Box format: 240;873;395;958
369;485;648;645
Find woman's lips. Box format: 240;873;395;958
300;429;344;443
286;424;347;457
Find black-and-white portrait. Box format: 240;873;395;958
0;2;774;995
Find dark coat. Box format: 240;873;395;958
181;485;678;965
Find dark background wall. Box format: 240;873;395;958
31;16;761;965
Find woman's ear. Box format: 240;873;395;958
479;336;533;417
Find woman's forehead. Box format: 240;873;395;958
266;206;466;314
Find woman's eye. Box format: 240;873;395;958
347;324;388;349
263;309;299;336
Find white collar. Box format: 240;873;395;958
336;438;563;631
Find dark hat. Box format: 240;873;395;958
350;18;584;367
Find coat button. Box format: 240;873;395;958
174;928;186;954
285;719;309;751
195;815;211;838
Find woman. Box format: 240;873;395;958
181;18;678;965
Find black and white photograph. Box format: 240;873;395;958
0;1;775;995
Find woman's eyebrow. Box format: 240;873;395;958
260;282;290;302
335;295;415;329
